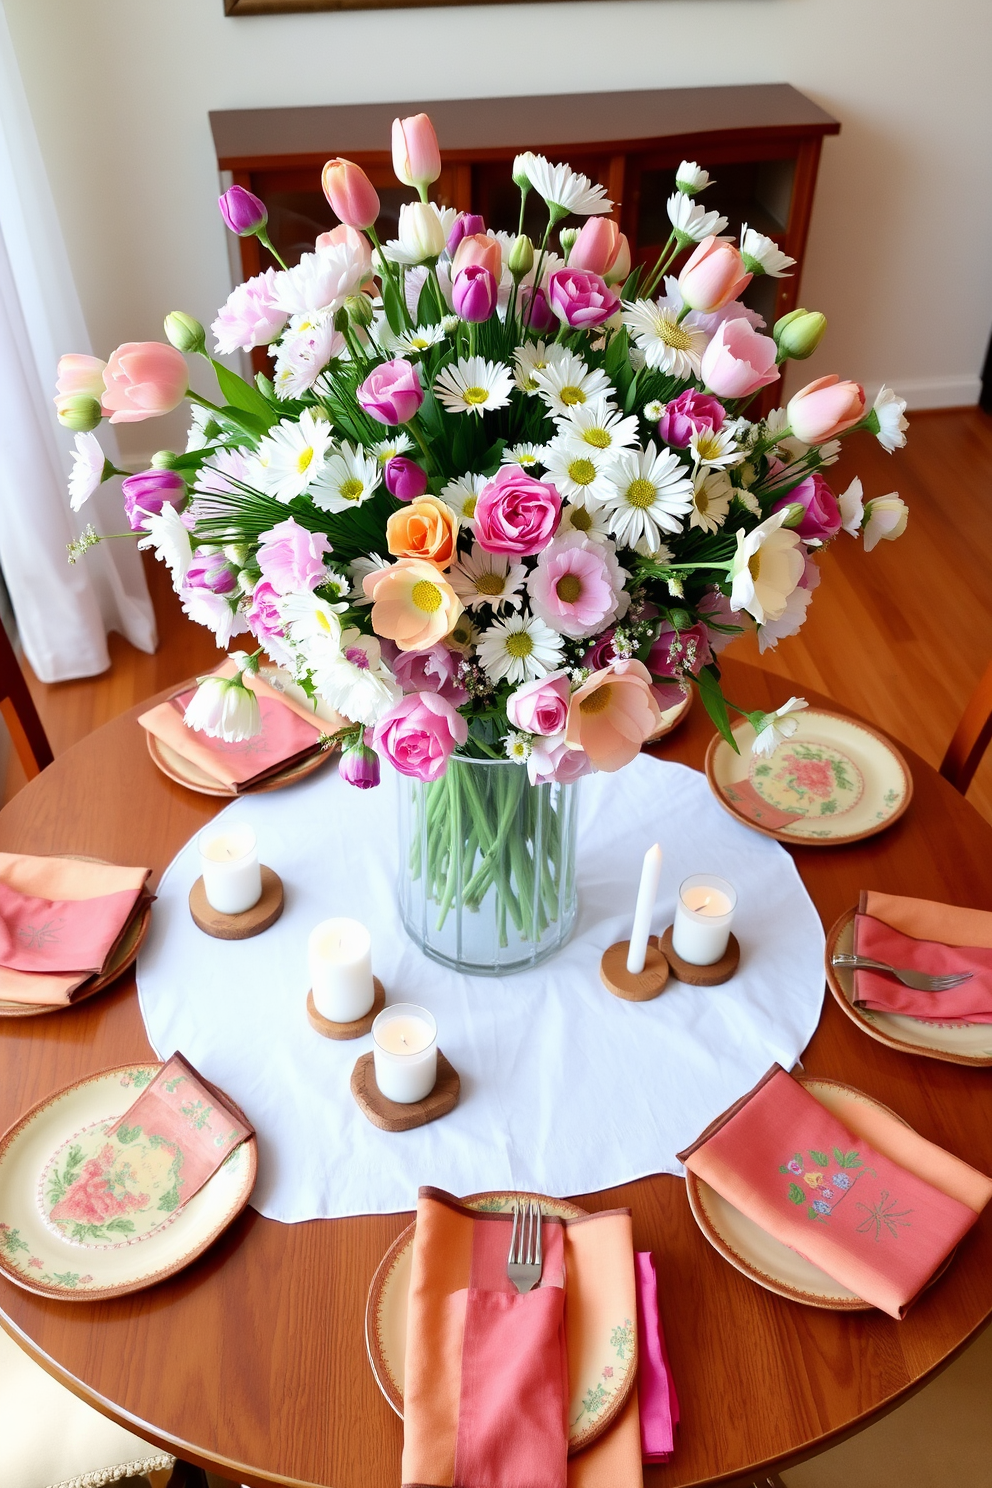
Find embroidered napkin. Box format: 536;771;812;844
854;891;992;1023
635;1252;678;1464
678;1065;992;1319
722;779;804;831
0;854;150;1007
105;1052;253;1212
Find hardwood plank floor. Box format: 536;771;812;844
6;407;992;824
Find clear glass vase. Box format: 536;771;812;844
398;755;580;977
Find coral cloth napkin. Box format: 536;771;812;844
138;665;332;792
678;1065;992;1319
722;779;804;831
0;853;150;1007
854;890;992;1023
401;1188;642;1488
105;1052;253;1212
635;1252;678;1464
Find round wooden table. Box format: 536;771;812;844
0;659;989;1488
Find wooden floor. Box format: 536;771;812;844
6;407;992;823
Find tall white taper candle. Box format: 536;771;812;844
626;843;663;974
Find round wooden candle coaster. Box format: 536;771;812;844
306;978;385;1041
350;1050;460;1133
188;866;284;941
659;925;740;986
599;938;670;1001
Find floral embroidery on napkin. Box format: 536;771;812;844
780;1146;882;1224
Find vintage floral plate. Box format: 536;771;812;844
686;1077;953;1310
705;708;912;845
0;1063;256;1300
825;909;992;1068
365;1190;636;1454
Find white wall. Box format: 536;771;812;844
5;0;991;462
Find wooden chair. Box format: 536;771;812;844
940;658;992;793
0;619;53;780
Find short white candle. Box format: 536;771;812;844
372;1004;437;1104
309;917;375;1023
671;874;737;966
626;843;663;974
198;823;262;916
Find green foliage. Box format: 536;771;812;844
809;1149;829;1167
210;359;278;431
833;1148;863;1169
788;1183;805;1205
695;665;739;753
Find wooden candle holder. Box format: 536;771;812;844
307;977;385;1041
600;938;670;1001
189;866;284;940
350;1050;460;1133
659;925;740;986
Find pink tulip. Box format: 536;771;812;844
679;237;752;314
446;213;486;256
771;472;841;542
657;389;726;449
563;659;662;773
321;158;380;231
356;358;423;425
568;218;624;279
700;318;780;399
315;224;373;283
451;232;503;283
384;456;429;502
452;265;497;323
56;353;107;400
101;342;188;424
547;269;620;329
372;691;466;782
519;285;556;333
391;114;441;190
787;375;867;443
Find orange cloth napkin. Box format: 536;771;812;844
679;1065;992;1319
854;891;992;1023
0;853;150;1007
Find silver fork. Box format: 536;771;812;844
507;1200;543;1293
831;953;973;991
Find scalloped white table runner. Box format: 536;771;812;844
136;753;825;1221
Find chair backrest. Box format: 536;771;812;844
940;657;992;795
0;621;54;780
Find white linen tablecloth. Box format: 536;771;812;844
136;753;825;1221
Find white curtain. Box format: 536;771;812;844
0;3;156;682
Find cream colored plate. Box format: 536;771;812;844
365;1190;635;1454
825;910;992;1067
0;1064;256;1300
706;708;912;844
647;689;692;742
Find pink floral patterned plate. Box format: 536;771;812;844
39;1119;184;1249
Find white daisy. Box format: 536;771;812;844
621;300;708;379
752;697;809;757
555;398;639;462
449;545;526;612
675;161;712;196
349;552;391;601
185;402;222;453
541;439;618;505
504;731;532;763
255;410;334;502
689;469;733;534
271;312;346;401
667;193;728;243
869;385;909;453
439;473;487;525
434;356;514;417
379;322;447;356
68;432;107;512
525;155;613;218
370;433;414;465
476;612;565;685
310;441;381;514
740;225;795;278
513;339;570;394
643;400;666;422
689;426;744;470
136;503;192;592
532;353;612;416
556;500;611;544
309;627;401;727
501;443;546;470
599;444;695;556
194;448;262;515
279;590;348;666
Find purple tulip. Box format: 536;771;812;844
518;284;557;333
185;549;237;595
452;264;497;324
384;456;429;502
218;185;268;237
339;740;381;790
446;212;486;257
121;468;186;530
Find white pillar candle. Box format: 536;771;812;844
309;917;375;1023
372;1004;438;1104
671;874;737;966
626;843;663;974
198;823;262;915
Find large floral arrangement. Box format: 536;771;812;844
59;112;908;793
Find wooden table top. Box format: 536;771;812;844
0;658;990;1488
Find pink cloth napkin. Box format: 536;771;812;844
106;1052;253;1212
635;1252;678;1463
722;779;804;831
854;892;992;1024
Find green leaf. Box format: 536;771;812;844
788;1183;804;1205
381;273;406;336
695;665;739;753
210;359;277;429
115;1124;142;1144
809;1149;829;1168
417;276;441;327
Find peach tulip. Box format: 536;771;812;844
563;659;662;773
678;236;751;314
787;375;866;443
604;232;631;287
364;558;463;652
451;232;503;284
101;342;188;424
321;158;380;231
386;496;459;569
56;353;107;400
568;217;625;279
392;114;441;191
315;223;374;285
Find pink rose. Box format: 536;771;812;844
475;467;561;557
381;640;468;706
772;472;842;542
787;375;866;443
582;630;618;670
507;671;571;736
657;389;726;449
678;237;751;314
256;517;331;594
357;358;424;426
547;268;620;328
526;532;628;639
700;318;780;399
211;269;288;356
101;341;188;424
372;691;467;782
528;734;593;786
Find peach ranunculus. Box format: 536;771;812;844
364;558;463;652
787;375;867;444
315;223;374;284
101;342;188;424
321;159;380;232
392;114;441;191
386;496;459;569
451;232;503;283
563;658;662;772
56;354;107;399
678;236;751;314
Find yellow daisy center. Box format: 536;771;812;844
626;478;657;509
297;446;315;474
462;496;477;518
556;574;582;604
582;427;611;449
339;477;364;503
463;386;489;406
412;580;442;613
695;432;723;461
475;572;505;596
567;458;597;486
410;337;431;350
695;487;710;513
748;552;761;582
315;610;333;632
505;630;534;659
580;683;613;714
559;386;586;407
653;315;693;352
569;507;592;532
